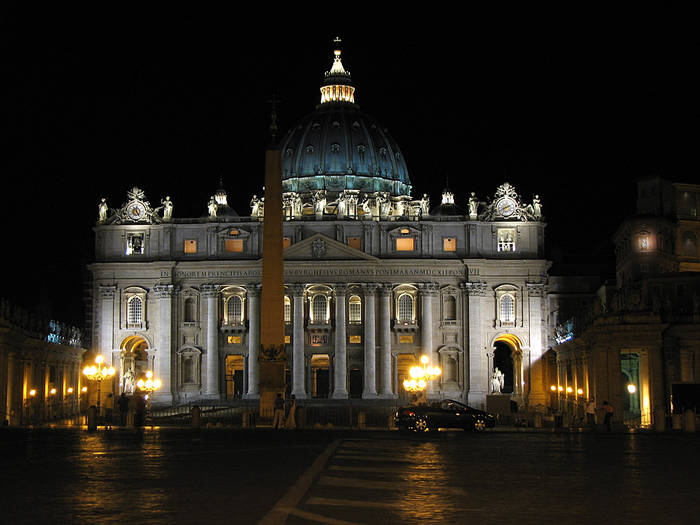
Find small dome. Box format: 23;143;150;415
431;188;463;216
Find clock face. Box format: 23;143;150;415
497;198;516;218
126;201;146;221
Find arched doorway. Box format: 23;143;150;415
492;334;523;395
120;336;150;394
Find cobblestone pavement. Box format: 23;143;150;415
2;427;699;524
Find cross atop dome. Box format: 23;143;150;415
321;37;355;104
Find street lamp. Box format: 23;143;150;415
403;355;441;393
136;370;161;424
82;355;116;416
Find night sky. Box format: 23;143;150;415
2;8;697;327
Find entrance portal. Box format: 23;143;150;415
493;342;514;394
225;355;244;399
311;354;330;398
120;336;149;394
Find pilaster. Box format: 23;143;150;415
201;284;220;398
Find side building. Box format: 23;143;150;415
549;176;700;429
87;41;551;410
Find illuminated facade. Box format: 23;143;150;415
88;41;550;409
549;176;700;429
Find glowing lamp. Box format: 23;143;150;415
81;386;88;393
577;388;584;395
558;386;564;392
627;384;637;394
550;385;557;391
566;386;573;394
29;389;36;397
49;388;57;395
67;387;74;394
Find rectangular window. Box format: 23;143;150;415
396;237;415;251
443;237;456;252
399;335;414;344
184;239;198;254
225;239;244;253
348;237;362;250
284;335;291;344
126;234;144;255
283;237;291;249
227;335;242;344
497;229;516;252
349;335;362;344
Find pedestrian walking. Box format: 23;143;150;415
272;393;285;429
118;392;129;426
585;397;597;430
603;400;614;432
285;394;297;429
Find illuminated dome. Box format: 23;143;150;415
279;38;412;198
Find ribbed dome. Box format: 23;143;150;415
279;105;412;197
278;38;412;198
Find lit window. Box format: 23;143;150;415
497;229;516;252
500;294;515;323
348;295;362;323
396;237;415;251
225;239;244;253
443;237;456;252
349;335;362;344
184;239;197;254
639;235;649;251
285;335;291;343
283;237;291;249
312;295;328;324
126;234;144;255
348;237;361;250
284;296;291;324
127;297;142;325
226;296;243;325
227;335;242;344
398;294;414;323
399;334;414;344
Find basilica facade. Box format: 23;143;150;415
88;42;550;409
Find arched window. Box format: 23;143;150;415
444;296;456;320
500;294;515;323
127;297;142;325
312;295;328;324
227;296;243;325
348;295;362;323
184;298;196;323
284;296;291;324
398;294;414;323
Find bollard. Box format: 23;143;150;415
191;405;201;429
357;411;366;430
87;405;97;432
672;413;682;431
684;409;695;433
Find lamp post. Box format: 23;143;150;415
82;355;116;416
403;355;441;402
136;370;161;425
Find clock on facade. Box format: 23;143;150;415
126;201;147;221
496;197;516;218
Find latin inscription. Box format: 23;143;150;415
163;267;466;279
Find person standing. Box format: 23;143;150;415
285;394;297;429
585;397;597;430
117;392;129;426
602;400;614;432
272;393;285;429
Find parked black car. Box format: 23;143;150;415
394;399;496;432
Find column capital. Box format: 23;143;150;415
334;283;349;296
154;284;175;299
361;282;381;295
378;283;393;297
99;285;117;299
461;282;488;297
526;283;547;297
289;283;306;297
418;282;439;296
201;284;220;298
246;283;262;297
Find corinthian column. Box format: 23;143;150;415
362;283;378;398
462;282;488;408
379;284;393;397
332;284;348;399
420;283;438;396
154;285;174;401
291;284;306;399
202;284;220;398
246;284;261;398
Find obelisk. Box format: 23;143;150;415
258;104;286;414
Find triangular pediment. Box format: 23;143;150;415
284;233;377;261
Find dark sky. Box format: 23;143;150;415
2;8;698;326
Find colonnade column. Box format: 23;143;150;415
332;284;348;399
463;282;488;408
291;284;306;399
420;283;438;397
379;284;393;397
362;283;378;398
246;284;261;399
202;284;220;399
154;285;174;401
527;283;547;406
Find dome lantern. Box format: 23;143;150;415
320;37;355;104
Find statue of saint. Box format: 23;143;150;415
491;367;504;394
532;195;542;218
468;192;478;218
207;197;217;218
250;195;261;217
420;194;430;216
98;198;108;223
161;196;173;221
122;368;135;395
